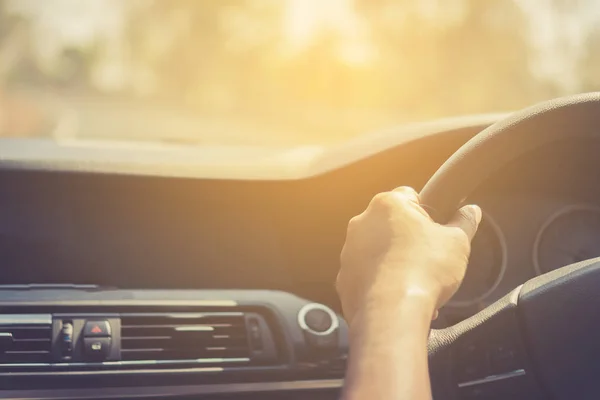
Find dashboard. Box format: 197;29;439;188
1;138;599;315
0;118;598;398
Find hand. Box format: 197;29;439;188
337;186;482;327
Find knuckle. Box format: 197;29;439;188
392;186;419;200
348;215;361;229
345;215;362;237
370;191;404;211
395;185;414;192
370;192;390;206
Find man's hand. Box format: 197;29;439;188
339;186;481;400
337;186;482;327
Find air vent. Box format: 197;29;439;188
0;315;52;364
120;312;250;363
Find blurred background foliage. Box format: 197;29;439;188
0;0;597;144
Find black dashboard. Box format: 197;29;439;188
0;118;599;398
0;122;476;307
2;136;599;310
0;172;292;291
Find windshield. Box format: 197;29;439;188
0;0;596;146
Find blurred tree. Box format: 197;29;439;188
354;0;546;117
0;0;47;137
124;0;284;113
0;0;46;88
0;0;23;79
54;45;100;89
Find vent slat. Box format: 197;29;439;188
122;336;171;340
122;348;164;353
0;327;51;340
121;324;240;329
5;350;49;355
11;339;51;352
0;322;52;364
120;313;250;362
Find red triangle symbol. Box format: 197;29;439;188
91;325;102;334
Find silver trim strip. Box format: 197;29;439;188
175;326;215;332
53;313;120;318
0;357;251;369
0;379;344;398
458;369;526;388
122;312;245;318
0;314;52;325
0;362;48;368
55;312;245;319
0;300;238;307
1;366;225;376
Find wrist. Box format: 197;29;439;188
349;289;436;339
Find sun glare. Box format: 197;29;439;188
285;0;373;64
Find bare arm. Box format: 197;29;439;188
337;187;481;400
343;294;435;400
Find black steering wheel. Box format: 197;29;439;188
421;92;600;400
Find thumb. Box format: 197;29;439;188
446;204;482;241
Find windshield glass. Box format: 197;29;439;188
0;0;595;145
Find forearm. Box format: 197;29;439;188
342;294;435;400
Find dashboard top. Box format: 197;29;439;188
0;114;503;180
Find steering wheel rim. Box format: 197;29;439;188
423;93;600;400
420;92;600;223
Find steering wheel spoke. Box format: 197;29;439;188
429;288;545;399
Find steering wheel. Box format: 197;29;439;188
421;92;600;400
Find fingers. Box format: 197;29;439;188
446;204;482;241
368;186;422;214
392;186;434;219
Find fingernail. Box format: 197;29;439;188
469;205;483;225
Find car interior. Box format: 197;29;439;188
3;1;600;399
0;94;599;399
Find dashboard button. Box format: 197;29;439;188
298;303;340;359
60;322;74;357
84;320;111;337
248;318;263;351
298;303;339;336
305;309;333;333
84;337;111;360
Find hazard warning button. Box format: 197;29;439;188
83;320;111;337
